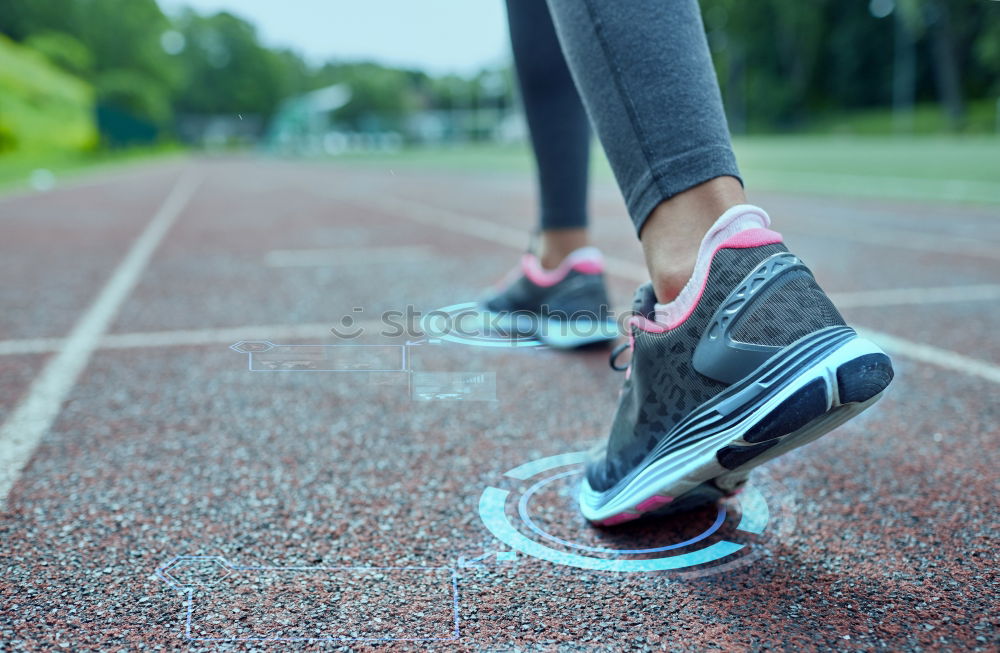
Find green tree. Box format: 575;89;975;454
23;30;93;78
0;0;178;128
171;10;307;120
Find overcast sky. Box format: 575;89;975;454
157;0;512;75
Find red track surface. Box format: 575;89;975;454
1;158;998;651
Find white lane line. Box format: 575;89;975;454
98;320;387;349
858;328;1000;385
265;245;434;268
362;195;1000;310
0;314;997;389
0;320;390;356
0;337;65;357
1;282;995;356
358;196;652;282
0;171;201;508
101;322;338;348
360;194;1000;285
829;284;1000;309
787;218;1000;261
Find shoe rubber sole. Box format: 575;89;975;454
579;329;893;525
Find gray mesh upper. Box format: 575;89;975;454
586;242;846;493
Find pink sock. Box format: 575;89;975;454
521;246;604;287
653;204;776;328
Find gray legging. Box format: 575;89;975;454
505;0;742;234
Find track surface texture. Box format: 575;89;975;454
1;157;998;651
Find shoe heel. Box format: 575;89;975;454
837;352;894;404
717;343;893;471
742;343;893;446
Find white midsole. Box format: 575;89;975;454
579;336;886;521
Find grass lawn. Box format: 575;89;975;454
0;147;184;194
3;135;995;205
734;136;1000;204
330;135;1000;205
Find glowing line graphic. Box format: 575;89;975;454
156;556;460;642
476;451;772;572
480;487;746;572
516;469;728;554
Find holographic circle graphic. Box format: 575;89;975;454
420;302;544;348
517;469;730;555
477;451;792;575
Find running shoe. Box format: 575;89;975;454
481;247;618;348
580;205;894;525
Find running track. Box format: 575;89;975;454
1;158;997;650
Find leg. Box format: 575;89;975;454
544;0;745;299
482;5;612;350
641;177;746;300
482;0;613;350
505;0;593;269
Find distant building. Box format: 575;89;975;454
261;82;523;154
264;84;352;155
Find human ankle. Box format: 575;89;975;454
640;176;746;302
538;228;589;270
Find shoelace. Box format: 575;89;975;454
609;341;630;372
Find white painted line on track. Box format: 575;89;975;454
858;328;1000;385
100;322;340;348
358;195;653;282
788;218;1000;261
0;337;65;357
0;308;997;390
265;245;434;268
97;319;388;349
0;320;390;356
829;284;1000;309
359;194;1000;285
0;283;996;356
0;171;201;509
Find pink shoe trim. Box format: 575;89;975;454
721;227;783;249
629;314;668;334
521;246;604;287
630;202;784;335
571;259;604;275
635;495;674;512
624;331;636;379
650;228;783;330
595;512;640;527
651;205;780;330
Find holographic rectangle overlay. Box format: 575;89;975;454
410;372;497;401
366;372;411;386
175;564;458;642
250;345;405;372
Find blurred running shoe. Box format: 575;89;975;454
482;246;618;348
